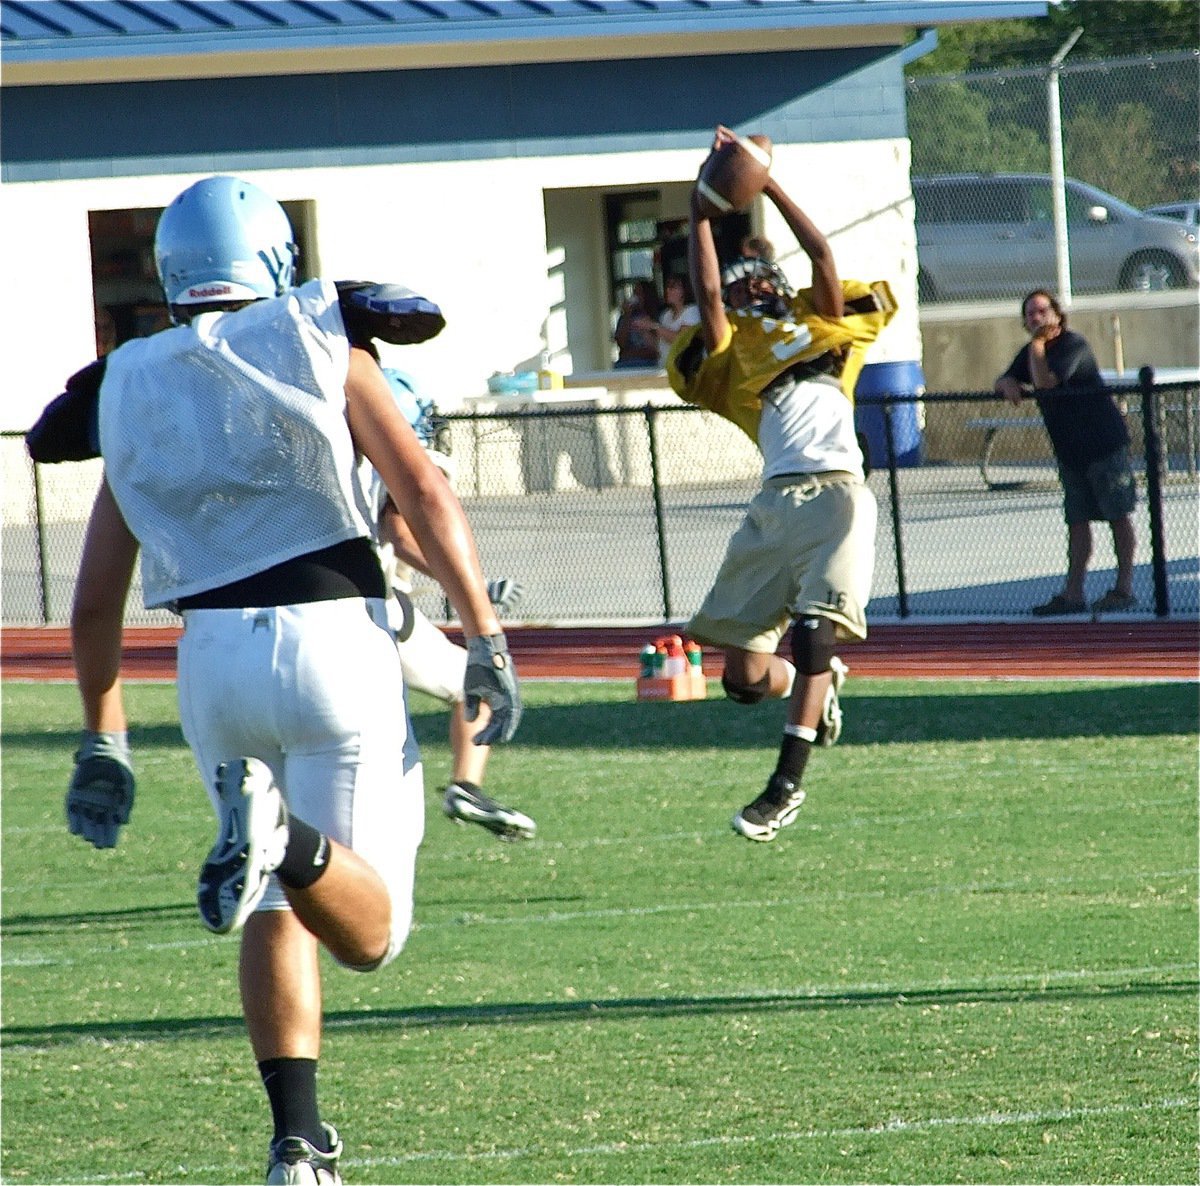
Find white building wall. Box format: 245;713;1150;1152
764;137;921;366
1;137;921;432
2;183;106;433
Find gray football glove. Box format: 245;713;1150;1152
486;577;525;615
66;731;135;850
463;633;522;745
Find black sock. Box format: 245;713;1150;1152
774;732;813;785
259;1057;325;1149
275;814;331;890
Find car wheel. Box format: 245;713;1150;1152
1119;251;1187;291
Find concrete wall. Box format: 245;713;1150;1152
918;291;1199;462
920;290;1199;392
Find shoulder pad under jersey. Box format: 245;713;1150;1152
335;281;447;346
26;358;106;463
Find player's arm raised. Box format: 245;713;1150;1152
764;179;843;319
689;127;736;353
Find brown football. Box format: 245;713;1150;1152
694;134;772;219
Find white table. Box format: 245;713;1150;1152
458;387;617;493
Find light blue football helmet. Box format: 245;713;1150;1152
154;176;298;316
383;367;435;446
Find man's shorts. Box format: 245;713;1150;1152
687;473;877;653
1059;446;1137;525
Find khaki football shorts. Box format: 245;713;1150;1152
688;473;877;653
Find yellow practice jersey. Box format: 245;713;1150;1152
666;279;898;442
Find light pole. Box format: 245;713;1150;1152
1048;27;1083;305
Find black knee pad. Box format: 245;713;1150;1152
791;616;837;675
722;670;773;705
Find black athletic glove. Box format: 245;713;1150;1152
463;633;522;745
66;731;135;849
486;577;525;615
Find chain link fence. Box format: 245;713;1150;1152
5;376;1197;629
906;51;1200;302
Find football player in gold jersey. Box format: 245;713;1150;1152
667;125;896;842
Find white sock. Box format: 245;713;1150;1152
780;658;797;698
785;723;818;743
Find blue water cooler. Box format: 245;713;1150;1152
854;360;925;469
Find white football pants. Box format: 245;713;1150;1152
176;597;424;967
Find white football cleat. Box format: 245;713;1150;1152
197;757;288;934
266;1123;343;1185
443;782;536;841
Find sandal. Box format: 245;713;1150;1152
1090;589;1137;613
1031;594;1087;616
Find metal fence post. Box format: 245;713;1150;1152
882;401;909;618
643;405;672;622
1138;366;1170;617
32;460;50;625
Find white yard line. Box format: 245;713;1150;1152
75;1095;1196;1182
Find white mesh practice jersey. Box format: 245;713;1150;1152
758;374;865;480
99;279;372;608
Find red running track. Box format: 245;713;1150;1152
2;620;1196;681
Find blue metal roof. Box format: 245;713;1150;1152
1;1;1050;68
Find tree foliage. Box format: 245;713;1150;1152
906;1;1199;204
907;1;1199;76
906;83;1045;176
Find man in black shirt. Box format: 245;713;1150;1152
995;289;1137;616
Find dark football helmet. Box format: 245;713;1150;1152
720;256;793;318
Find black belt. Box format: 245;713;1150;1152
177;537;385;610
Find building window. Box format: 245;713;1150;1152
544;182;757;373
88;201;316;353
605;190;661;308
604;190;752;307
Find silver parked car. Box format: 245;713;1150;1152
913;173;1200;301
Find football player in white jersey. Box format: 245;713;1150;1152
667;125;896;842
50;176;521;1183
371;368;536;840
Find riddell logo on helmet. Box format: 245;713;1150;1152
187;283;234;299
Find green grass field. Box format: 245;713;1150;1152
2;677;1197;1185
